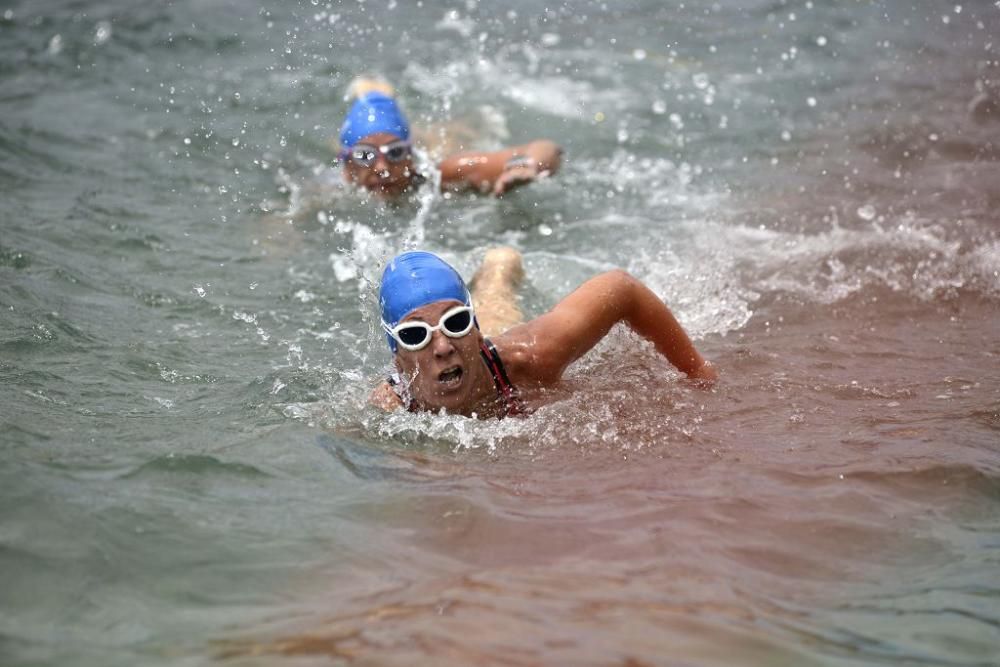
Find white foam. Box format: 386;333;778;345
727;215;990;302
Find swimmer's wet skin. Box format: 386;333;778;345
337;79;562;199
370;249;717;419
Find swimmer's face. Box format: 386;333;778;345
393;299;492;415
343;132;415;198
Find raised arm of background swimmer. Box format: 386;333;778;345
438;140;562;197
499;270;718;385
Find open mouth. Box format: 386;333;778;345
437;366;463;387
369;176;406;193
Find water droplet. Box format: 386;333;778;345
94;20;112;45
807;96;817;107
538;224;553;236
692;72;710;89
781;130;791;141
633;48;647;61
857;204;876;221
193;286;206;298
47;34;63;56
816;35;827;46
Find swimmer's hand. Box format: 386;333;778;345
369;381;404;411
686;360;719;388
493;161;543;197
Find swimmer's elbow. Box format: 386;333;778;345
599;269;640;294
592;269;650;320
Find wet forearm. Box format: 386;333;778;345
517;140;562;174
438;140;561;193
514;269;715;386
617;273;710;377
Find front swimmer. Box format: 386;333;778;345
370;248;717;418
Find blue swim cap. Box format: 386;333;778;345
379;251;471;352
339;92;410;149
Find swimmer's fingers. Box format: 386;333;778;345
492;165;538;197
369;381;404;411
684;360;719;388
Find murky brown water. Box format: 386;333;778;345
221;298;999;666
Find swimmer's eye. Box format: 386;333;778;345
442;309;471;334
384;145;409;161
383;305;476;351
349;141;411;167
351;148;377;164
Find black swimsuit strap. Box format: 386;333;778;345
479;338;523;417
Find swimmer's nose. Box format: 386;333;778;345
430;330;456;357
372;152;390;172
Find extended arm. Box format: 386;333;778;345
438;140;562;197
501;270;717;386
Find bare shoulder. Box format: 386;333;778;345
369;381;404;411
490;321;564;387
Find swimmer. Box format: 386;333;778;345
339;77;562;198
369;248;718;418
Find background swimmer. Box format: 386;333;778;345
340;77;562;199
370;248;717;418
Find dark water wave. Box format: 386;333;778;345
121;453;271;480
0;122;76;187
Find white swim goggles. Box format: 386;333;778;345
344;140;411;167
383;304;476;351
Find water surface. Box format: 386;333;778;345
2;1;999;665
